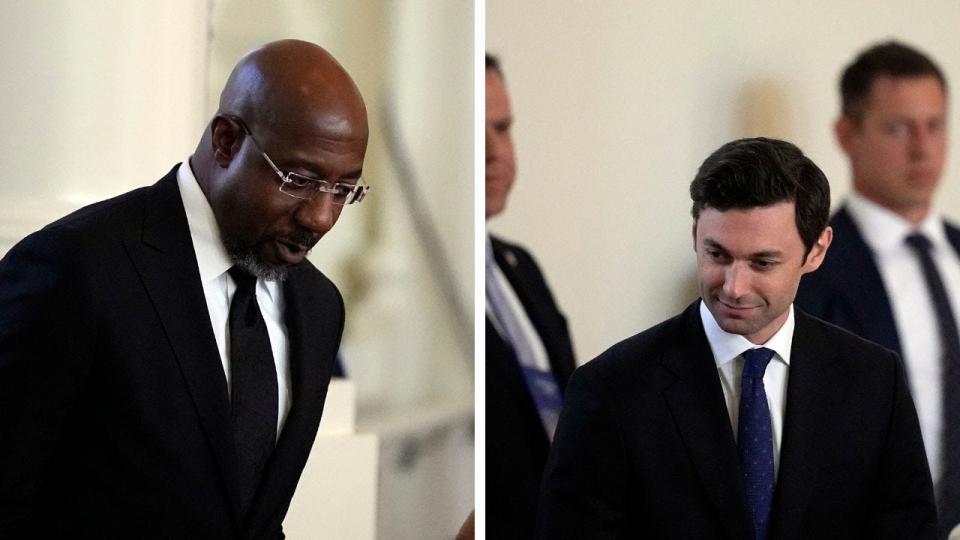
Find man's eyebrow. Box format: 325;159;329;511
750;250;784;259
702;238;728;251
286;160;363;180
702;238;783;258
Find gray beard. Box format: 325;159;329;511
228;247;289;282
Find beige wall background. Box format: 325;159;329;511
487;0;960;363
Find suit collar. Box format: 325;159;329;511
699;300;795;368
176;158;233;285
847;192;951;254
827;207;903;355
661;302;754;540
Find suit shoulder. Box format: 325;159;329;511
27;187;151;246
4;186;152;267
579;310;687;379
490;234;539;265
292;260;344;305
489;233;525;254
797;310;899;371
797;207;865;293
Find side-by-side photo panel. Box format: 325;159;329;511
486;2;960;539
0;2;473;539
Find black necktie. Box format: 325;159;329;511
228;266;278;516
904;233;960;537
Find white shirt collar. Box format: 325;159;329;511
176;160;280;303
847;191;949;254
177;159;233;285
700;300;794;368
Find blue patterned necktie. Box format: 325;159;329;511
739;347;776;540
485;243;563;440
905;233;960;538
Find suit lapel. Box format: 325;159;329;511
123;169;243;520
945;221;960;259
768;309;847;540
830;208;902;355
661;304;753;540
244;263;340;536
491;238;575;387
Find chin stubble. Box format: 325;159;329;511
227;245;289;282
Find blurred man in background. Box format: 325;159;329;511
485;53;577;539
796;41;958;538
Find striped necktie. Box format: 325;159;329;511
485;244;563;439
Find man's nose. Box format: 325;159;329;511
295;193;337;235
722;263;749;300
485;127;495;164
909;124;932;160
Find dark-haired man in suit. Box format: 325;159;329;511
485;53;577;540
795;41;959;538
0;39;369;539
538;138;936;539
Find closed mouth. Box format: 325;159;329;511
718;300;759;311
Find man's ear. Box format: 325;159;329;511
211;116;244;167
692;221;698;252
802;226;833;274
834;116;856;157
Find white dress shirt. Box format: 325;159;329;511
485;236;552;372
846;192;960;483
177;160;292;437
700;300;793;478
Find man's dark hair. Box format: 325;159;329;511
841;40;947;124
690;137;830;258
486;52;504;80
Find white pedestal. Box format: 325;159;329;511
284;380;379;540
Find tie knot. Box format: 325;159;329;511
905;232;933;253
228;266;257;291
742;347;774;378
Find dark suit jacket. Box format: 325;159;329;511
536;302;936;539
796;204;960;359
0;167;344;539
487;235;577;540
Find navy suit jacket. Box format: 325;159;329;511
796;204;960;357
487;235;576;540
537;302;936;539
0;167;344;539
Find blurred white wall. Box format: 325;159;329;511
0;1;474;539
487;0;960;363
0;0;208;246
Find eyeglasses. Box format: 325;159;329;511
231;116;370;205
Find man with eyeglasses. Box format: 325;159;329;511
0;39;367;539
